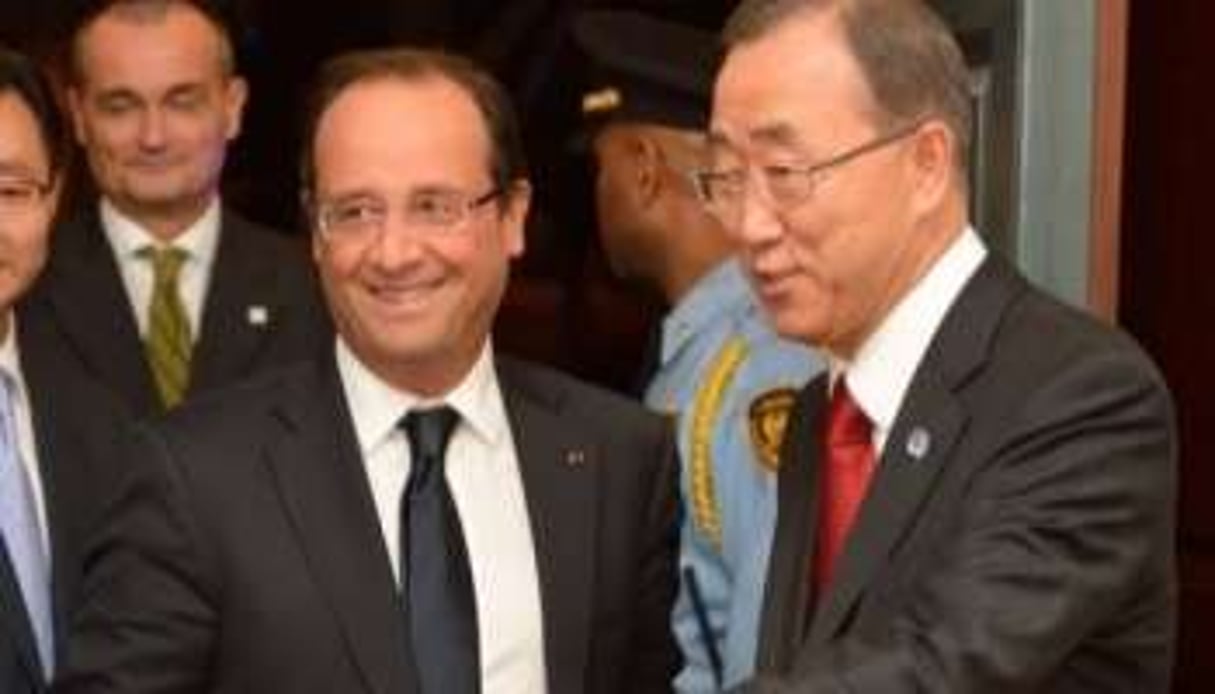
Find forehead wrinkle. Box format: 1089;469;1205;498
708;119;806;161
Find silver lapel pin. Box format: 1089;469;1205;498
246;305;269;327
905;427;931;460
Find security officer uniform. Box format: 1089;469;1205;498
645;260;819;691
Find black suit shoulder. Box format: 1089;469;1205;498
758;255;1176;692
497;355;671;436
19;205;331;416
938;257;1172;427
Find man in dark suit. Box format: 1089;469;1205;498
21;0;328;417
59;47;681;693
0;46;133;693
692;0;1177;691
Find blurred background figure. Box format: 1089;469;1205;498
20;0;329;417
574;11;821;691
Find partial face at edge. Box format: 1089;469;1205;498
0;92;59;322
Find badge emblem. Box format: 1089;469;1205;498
748;387;798;472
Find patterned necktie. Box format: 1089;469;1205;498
399;406;480;694
814;379;876;593
0;373;54;677
141;246;192;409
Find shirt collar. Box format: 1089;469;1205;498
335;337;509;456
839;227;987;441
661;259;752;364
100;196;223;267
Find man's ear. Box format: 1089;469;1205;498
223;76;249;141
66;87;88;145
907;120;954;215
501;180;532;258
629;131;667;209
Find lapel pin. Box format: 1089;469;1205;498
905;427;931;460
246;305;269;327
564;449;587;468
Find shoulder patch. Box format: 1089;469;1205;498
748;388;798;472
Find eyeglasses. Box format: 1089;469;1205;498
0;176;52;220
314;185;502;244
691;122;923;224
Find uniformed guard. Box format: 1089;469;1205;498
574;11;824;691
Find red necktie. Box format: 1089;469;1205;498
814;379;876;593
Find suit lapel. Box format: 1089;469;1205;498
807;371;965;642
0;541;42;685
0;322;82;686
757;377;826;672
807;256;1022;643
22;361;82;672
498;361;598;694
261;358;414;694
190;212;275;394
42;213;156;414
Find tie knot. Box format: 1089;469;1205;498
401;406;459;475
139;245;189;284
826;380;871;447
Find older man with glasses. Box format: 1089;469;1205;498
701;0;1177;692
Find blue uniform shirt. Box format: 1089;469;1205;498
646;260;822;692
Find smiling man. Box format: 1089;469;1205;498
700;0;1178;692
59;48;681;694
19;0;328;417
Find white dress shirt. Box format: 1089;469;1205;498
100;198;222;339
335;338;548;693
833;227;987;455
0;314;49;554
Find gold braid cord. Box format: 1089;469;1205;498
687;337;748;552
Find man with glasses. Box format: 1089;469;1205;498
573;11;820;691
0;46;133;693
701;0;1176;691
59;47;681;694
20;0;329;417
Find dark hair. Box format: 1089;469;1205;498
299;47;528;207
68;0;237;85
0;45;69;182
724;0;972;171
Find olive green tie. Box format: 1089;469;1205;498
141;246;192;408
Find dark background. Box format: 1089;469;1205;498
1122;1;1215;691
3;0;1212;688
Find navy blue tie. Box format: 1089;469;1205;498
400;407;480;694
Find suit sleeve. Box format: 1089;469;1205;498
744;344;1177;693
57;425;219;694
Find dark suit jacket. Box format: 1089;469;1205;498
744;257;1176;693
21;206;331;417
58;353;681;693
0;309;134;693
